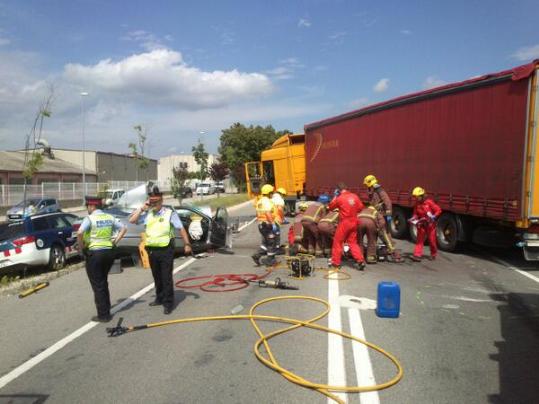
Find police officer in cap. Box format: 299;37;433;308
129;187;192;315
77;196;127;322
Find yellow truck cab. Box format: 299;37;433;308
245;133;306;214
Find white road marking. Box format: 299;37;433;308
489;255;539;284
348;308;380;404
0;257;196;390
238;217;257;232
328;276;347;403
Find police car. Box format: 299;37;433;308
0;212;80;272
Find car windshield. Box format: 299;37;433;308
13;199;40;208
0;222;25;242
198;184;210;188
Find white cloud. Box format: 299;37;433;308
120;30;168;51
422;75;447;89
373;78;390;93
348;97;369;109
400;29;412;35
266;57;304;80
298;18;311;28
64;49;273;109
511;44;539;61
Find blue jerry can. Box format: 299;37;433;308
376;281;400;318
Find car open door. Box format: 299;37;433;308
210;207;231;249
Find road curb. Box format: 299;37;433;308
227;198;255;213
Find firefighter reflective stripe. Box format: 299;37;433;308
145;209;174;247
88;213;114;250
320;211;339;223
358;207;378;220
256;196;274;223
302;202;324;222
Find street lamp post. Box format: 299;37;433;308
80;91;89;199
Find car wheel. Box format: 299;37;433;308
436;213;459;252
390;207;408;239
48;244;66;270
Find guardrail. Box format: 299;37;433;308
0;181;171;207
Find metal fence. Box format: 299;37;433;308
0;180;171;207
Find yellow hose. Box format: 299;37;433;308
125;295;403;403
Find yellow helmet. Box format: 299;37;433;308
412;187;425;197
261;184;274;195
277;187;287;195
298;202;308;211
363;174;378;187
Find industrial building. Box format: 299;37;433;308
158;154;216;184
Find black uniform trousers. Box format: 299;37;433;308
146;241;175;309
85;248;115;318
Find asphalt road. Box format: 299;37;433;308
0;203;538;404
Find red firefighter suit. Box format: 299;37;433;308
328;190;365;266
411;198;442;259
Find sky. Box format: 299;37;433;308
0;0;538;158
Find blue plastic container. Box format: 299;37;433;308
376;281;400;318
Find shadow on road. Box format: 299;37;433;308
488;292;539;403
0;394;48;403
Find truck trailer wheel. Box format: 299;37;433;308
390;207;408;239
436;213;458;252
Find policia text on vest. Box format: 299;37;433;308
129;195;192;315
77;196;127;323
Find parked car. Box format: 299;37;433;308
6;198;61;222
104;189;125;206
214;182;225;193
173;186;193;199
0;212;80;272
196;183;215;195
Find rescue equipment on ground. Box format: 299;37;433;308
18;282;49;298
285;253;314;278
252;277;299;290
106;296;403;403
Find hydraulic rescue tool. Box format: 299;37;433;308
285;254;314;278
253;277;299;290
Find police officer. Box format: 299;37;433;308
77;196;126;322
252;184;277;266
129;188;192;315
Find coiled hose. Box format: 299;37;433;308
113;295;403;403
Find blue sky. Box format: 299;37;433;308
0;0;538;158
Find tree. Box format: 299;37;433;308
192;140;209;181
129;124;150;182
218;123;291;188
22;86;54;207
170;162;190;204
209;162;229;197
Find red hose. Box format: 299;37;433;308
175;271;272;292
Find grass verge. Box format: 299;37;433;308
190;193;250;210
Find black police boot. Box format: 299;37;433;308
252;253;261;266
353;261;366;271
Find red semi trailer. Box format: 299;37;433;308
304;61;539;261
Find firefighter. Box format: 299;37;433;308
288;202;308;255
329;183;366;270
363;175;392;220
301;196;326;256
77;196;127;322
129;187;192;315
271;187;286;250
409;187;442;261
252;184;278;266
358;205;404;264
272;187;287;224
317;195;338;257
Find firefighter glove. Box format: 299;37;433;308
272;223;279;233
333;188;340;197
427;212;437;221
385;215;392;223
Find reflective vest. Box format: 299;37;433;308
256;196;274;223
88;213;114;250
272;194;285;225
145;208;174;247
